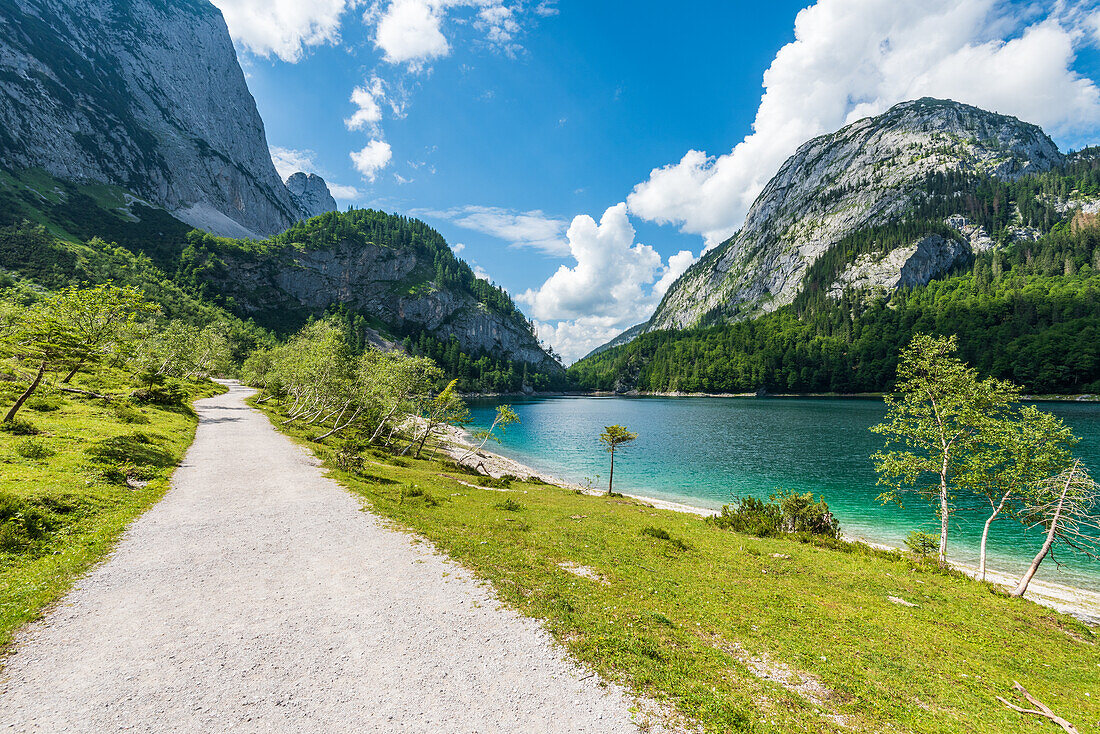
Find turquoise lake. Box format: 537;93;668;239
466;396;1100;591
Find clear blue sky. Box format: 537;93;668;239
217;0;1100;360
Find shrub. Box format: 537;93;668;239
334;438;366;473
905;531;940;558
14;437;54;460
27;397;61;412
131;380;187;407
0;493;57;552
709;491;841;539
0;418;39;435
111;401;150;424
494;498;524;511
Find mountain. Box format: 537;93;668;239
179;209;563;378
571;100;1100;395
647;98;1061;332
286;173;339;220
0;0;335;238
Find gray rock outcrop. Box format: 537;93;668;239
828;234;968;299
647;98;1063;331
286;173;338;221
214;240;561;372
0;0;305;237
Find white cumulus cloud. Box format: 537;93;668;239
269;146;318;180
416;205;570;255
374;0;451;67
210;0;356;62
517;204;696;362
371;0;536;69
346;79;386;133
350;140;394;181
628;0;1100;247
327;182;361;200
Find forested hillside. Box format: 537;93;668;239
570;154;1100;395
0;168;563;393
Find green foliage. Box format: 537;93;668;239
494;498;524;511
871;334;1020;562
110;401;150;424
0;418;38;435
905;531;940;558
709;490;841;539
26;397;61;412
13;437;54;459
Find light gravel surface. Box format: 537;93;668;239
0;383;659;733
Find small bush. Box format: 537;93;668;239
399;484;439;505
494;498;524;511
14;437;54;460
27;397;61;412
111;401;150;424
131;381;187;407
905;531;940;559
334;438;366;473
0;493;57;552
709;490;841;539
0;418;39;435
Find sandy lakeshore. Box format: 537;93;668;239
441;426;1100;626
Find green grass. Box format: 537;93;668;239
0;370;223;651
257;401;1100;734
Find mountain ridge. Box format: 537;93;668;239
642;98;1062;336
0;0;335;237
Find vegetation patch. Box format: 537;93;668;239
259;398;1100;733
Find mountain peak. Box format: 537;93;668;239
645;98;1063;332
285;173;338;221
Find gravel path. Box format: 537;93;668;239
0;383;656;733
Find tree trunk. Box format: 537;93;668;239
607;449;615;495
938;449;950;565
60;359;84;384
979;491;1011;581
414;420;434;459
1012;469;1073;597
4;359;47;423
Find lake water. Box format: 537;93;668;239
466;396;1100;591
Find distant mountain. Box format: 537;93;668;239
0;0;335;238
571;99;1100;395
647;98;1061;333
180;209;563;378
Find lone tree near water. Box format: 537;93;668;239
599;424;637;496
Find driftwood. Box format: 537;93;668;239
57;386;115;401
997;681;1079;734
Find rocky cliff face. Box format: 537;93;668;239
647;98;1063;331
286;173;338;221
0;0;331;237
214;241;561;372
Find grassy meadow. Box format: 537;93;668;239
0;371;222;650
258;400;1100;734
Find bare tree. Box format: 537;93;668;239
1011;460;1099;598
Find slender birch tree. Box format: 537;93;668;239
960;405;1077;580
871;334;1018;565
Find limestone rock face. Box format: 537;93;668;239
647;98;1062;332
215;241;561;372
286;173;338;220
828;234;968;299
0;0;303;237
